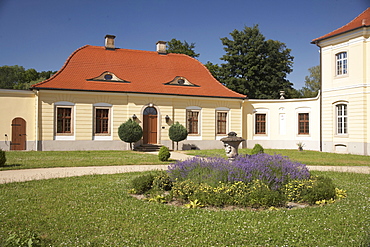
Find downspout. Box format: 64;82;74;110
34;89;39;151
318;45;323;152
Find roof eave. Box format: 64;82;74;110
31;87;247;100
311;25;370;45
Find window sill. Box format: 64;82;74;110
93;136;113;141
55;135;75;141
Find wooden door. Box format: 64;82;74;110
11;118;26;150
143;107;157;144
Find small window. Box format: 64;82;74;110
104;74;113;80
178;79;185;85
255;114;266;134
187;110;199;134
298;113;309;135
336;52;347;76
216;112;227;135
336;104;347;134
95;108;110;134
57;107;72;134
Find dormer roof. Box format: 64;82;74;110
312;7;370;44
32;44;246;99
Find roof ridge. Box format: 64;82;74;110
32;45;90;88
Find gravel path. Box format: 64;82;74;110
0;152;368;184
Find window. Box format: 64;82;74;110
336;104;347;134
216;112;227;135
255;114;266;134
57;107;72;134
336;52;347;76
95;108;110;134
187;110;199;134
298;113;309;134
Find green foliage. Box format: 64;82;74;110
300;176;336;204
300;65;320;98
0;149;6;166
158;146;171;161
251;144;264;155
218;25;294;99
118;119;143;150
130;171;173;194
0;65;55;89
130;174;155;194
5;230;42;247
168;122;188;150
152;170;173;191
166;39;200;58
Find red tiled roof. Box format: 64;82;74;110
312;7;370;43
32;45;246;99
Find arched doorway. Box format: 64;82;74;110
11;117;26;150
143;107;157;144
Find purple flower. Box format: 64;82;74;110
168;154;310;190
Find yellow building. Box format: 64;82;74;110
1;36;245;151
312;7;370;155
1;8;369;154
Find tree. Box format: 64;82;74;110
0;65;56;89
218;25;294;99
118;119;143;150
166;39;200;58
168;122;188;150
300;65;320;98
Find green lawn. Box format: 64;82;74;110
1;150;172;171
0;171;369;246
186;148;370;167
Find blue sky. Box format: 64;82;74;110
0;0;368;89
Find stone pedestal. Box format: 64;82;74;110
220;132;245;161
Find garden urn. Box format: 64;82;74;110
220;132;245;161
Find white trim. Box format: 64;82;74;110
187;135;202;141
93;136;113;141
93;103;112;107
55;101;75;106
55;135;75;141
323;84;369;92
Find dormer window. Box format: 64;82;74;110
87;72;129;83
104;74;113;80
165;76;199;87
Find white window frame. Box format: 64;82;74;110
253;108;269;140
186;106;201;140
215;107;229;137
54;101;75;140
336;103;348;135
336;52;348;76
93;103;112;140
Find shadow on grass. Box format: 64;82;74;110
0;164;22;168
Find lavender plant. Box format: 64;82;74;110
168;154;310;190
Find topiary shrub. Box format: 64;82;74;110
169;122;188;150
118;119;143;150
158;146;171;161
0;149;6;167
251;144;264;155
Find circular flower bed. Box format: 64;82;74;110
129;154;346;209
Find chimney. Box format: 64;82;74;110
105;35;116;50
156;41;167;54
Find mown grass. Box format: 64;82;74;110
186;148;370;167
0;171;369;246
1;150;172;171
